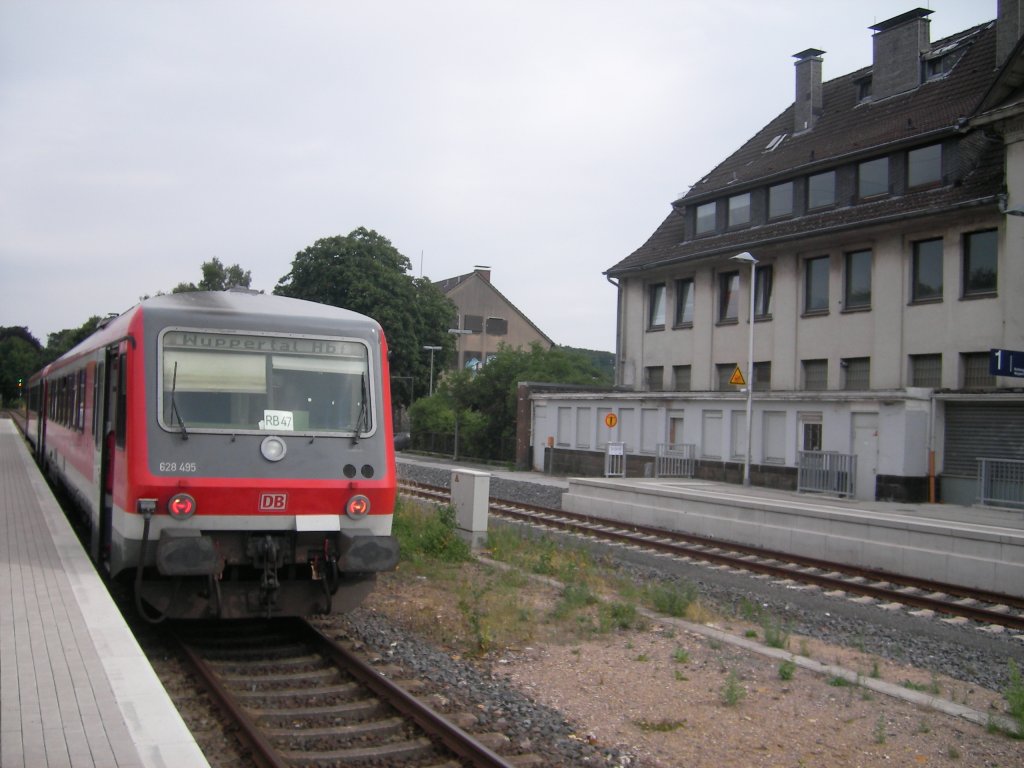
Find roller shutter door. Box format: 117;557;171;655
943;402;1024;477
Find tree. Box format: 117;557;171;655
274;228;456;408
45;316;106;361
172;257;253;293
0;327;43;405
409;343;612;461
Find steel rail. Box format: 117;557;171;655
399;480;1024;631
296;619;518;768
173;617;519;768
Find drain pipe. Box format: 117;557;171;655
928;393;937;503
605;274;622;387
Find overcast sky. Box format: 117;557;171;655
0;1;997;352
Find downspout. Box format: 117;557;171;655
606;274;622;387
928;393;937;503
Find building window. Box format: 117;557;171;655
645;366;664;392
807;170;836;209
696;201;716;235
668;412;685;445
961;352;994;389
463;350;482;369
799;412;823;452
844;249;872;309
842;357;870;390
463;314;483;333
753;361;771;391
672;365;691;392
674;278;694;326
910;353;942;388
754;265;773;318
856;75;872;102
728;193;751;227
912;238;943;302
802;359;828;390
804;256;829;313
719;272;739;322
963;229;997;297
858;157;888;198
768;182;793;218
485;317;508;335
648;283;666;329
716;363;738;391
908;144;942;187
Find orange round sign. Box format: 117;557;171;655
604;413;618;428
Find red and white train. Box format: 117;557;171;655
25;290;399;619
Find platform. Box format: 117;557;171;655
0;419;210;768
398;453;1024;599
562;476;1024;599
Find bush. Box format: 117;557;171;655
392;502;471;563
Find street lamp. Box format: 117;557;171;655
422;345;442;396
730;251;758;486
447;327;472;369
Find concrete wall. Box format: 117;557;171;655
562;477;1024;598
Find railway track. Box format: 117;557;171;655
399;480;1024;634
171;617;521;768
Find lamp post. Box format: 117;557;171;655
730;251;758;486
422;345;442;396
447;327;472;369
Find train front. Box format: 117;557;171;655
129;293;399;619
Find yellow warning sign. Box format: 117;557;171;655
604;413;618;428
729;366;746;386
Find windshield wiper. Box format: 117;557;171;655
351;372;369;445
170;362;189;441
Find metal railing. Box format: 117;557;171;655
798;450;856;498
655;443;696;478
977;457;1024;509
604;442;626;477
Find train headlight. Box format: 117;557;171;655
260;436;287;462
168;493;197;520
346;495;370;518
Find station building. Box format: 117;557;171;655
530;3;1024;504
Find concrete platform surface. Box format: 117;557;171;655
0;419;210;768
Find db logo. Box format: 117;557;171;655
259;492;288;511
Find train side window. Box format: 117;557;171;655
115;352;127;448
93;363;103;444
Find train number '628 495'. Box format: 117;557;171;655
159;461;198;473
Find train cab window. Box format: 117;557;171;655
160;330;373;436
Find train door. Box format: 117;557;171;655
94;345;124;568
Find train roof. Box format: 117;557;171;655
40;291;383;373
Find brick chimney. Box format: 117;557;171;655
473;265;491;283
793;48;825;134
870;8;932;100
998;0;1023;66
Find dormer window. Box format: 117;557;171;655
728;193;751;227
908;144;942;188
856;75;872;102
808;170;836;209
858;157;889;198
695;201;716;235
768;182;794;218
924;43;968;81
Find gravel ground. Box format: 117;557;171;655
396;457;1024;694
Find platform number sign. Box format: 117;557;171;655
990;348;1024;379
